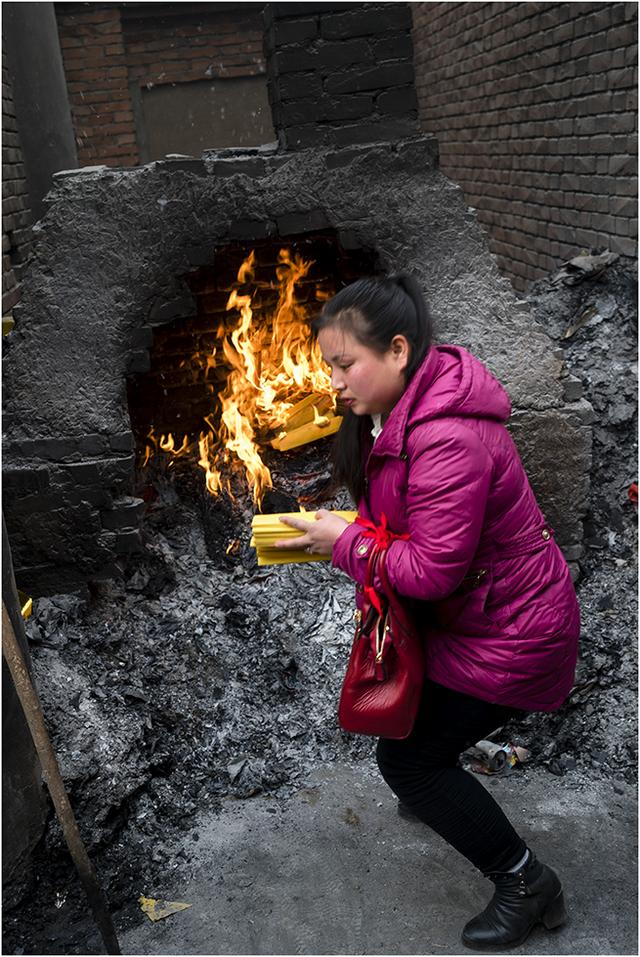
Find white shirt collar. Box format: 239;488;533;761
371;413;384;442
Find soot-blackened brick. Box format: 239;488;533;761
324;62;414;95
101;497;144;530
370;35;415;61
3;466;50;502
277;209;331;235
109;433;135;453
320;6;411;40
329;116;418;147
228;219;277;240
77;434;109;456
321;94;374;122
150;295;196;322
212;157;267;178
127;351;151;374
376;87;418;116
274;38;371;75
272;17;318;46
276;72;324;101
153;159;208;176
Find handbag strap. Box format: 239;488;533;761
377;547;394;599
364;544;386;617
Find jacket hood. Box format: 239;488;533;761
373;345;512;457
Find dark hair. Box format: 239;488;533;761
313;273;434;503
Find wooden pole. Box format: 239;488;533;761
2;602;121;955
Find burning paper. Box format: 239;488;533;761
143;248;338;507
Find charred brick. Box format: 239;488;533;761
281;123;332;150
18;438;78;460
370;35;414;62
324;62;415;95
97;456;135;491
324;142;378;169
328;116;418;147
130;327;154;349
376;86;418;116
109;433;135;453
270;3;362;16
228;219;276;240
80;487;114;509
61;462;101;486
101;497;145;530
277;209;331;235
2;467;50;504
212;158;267;178
273;17;318;45
184;245;216;266
276;72;323;101
77;434;109;456
149;296;196;322
321;94;374;122
153;159;207;176
320;6;411;40
127;351;151;374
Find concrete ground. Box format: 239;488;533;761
117;760;637;956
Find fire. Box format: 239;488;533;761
143;247;336;506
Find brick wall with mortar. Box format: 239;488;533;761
411;1;638;291
54;2;268;167
2;52;33;318
264;2;418;150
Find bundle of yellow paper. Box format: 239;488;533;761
270;394;343;451
251;510;358;565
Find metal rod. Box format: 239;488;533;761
2;602;121;955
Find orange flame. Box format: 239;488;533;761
144;248;335;507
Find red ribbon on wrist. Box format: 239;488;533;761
355;512;410;550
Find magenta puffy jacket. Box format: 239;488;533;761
332;345;580;712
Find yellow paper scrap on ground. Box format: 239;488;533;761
139;895;192;922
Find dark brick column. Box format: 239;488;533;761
264;2;419;149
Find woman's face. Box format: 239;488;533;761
317;324;409;417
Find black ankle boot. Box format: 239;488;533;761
461;851;567;950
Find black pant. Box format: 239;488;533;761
376;679;528;874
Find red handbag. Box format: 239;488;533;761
338;528;425;740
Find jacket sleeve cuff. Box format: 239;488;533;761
331;522;375;585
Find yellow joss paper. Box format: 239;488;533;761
139;895;192;922
270;414;342;451
251;510;358;565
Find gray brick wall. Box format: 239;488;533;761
412;2;638;290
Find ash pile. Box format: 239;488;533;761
8;443;374;933
505;252;638;780
5;255;637;946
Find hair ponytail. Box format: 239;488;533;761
313;274;434;503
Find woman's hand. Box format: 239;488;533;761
275;509;349;556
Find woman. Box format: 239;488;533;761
276;274;580;950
